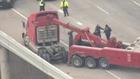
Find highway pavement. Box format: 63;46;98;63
0;9;50;79
0;0;140;79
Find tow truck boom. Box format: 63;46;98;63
46;14;120;48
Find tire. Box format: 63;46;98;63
99;58;110;69
38;48;46;57
72;56;83;68
85;57;97;69
45;53;51;63
62;51;68;63
61;47;68;63
38;49;44;58
38;48;51;63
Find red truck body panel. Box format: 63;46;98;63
68;45;140;68
26;11;60;45
24;11;140;69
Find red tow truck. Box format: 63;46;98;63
22;10;140;70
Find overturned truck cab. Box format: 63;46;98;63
22;11;68;63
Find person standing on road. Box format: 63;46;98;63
39;0;45;11
93;24;104;37
68;31;73;48
104;24;112;40
60;0;69;17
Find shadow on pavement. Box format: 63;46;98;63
109;65;140;72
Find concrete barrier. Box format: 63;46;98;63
0;48;10;79
0;31;73;79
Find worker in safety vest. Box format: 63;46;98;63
39;0;45;11
60;0;69;17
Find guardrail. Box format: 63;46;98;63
0;31;73;79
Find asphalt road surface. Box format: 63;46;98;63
0;0;140;79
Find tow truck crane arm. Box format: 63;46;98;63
46;14;109;47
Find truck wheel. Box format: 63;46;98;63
62;51;68;63
85;57;97;69
72;56;83;67
38;48;46;57
61;47;68;63
38;49;44;58
45;53;51;63
99;58;109;69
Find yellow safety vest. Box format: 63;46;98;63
39;0;44;6
60;1;69;8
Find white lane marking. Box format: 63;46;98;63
12;8;121;79
58;9;83;26
12;8;27;19
106;70;121;79
96;6;109;14
60;40;69;47
132;0;140;6
76;22;83;25
87;0;109;14
58;9;63;13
